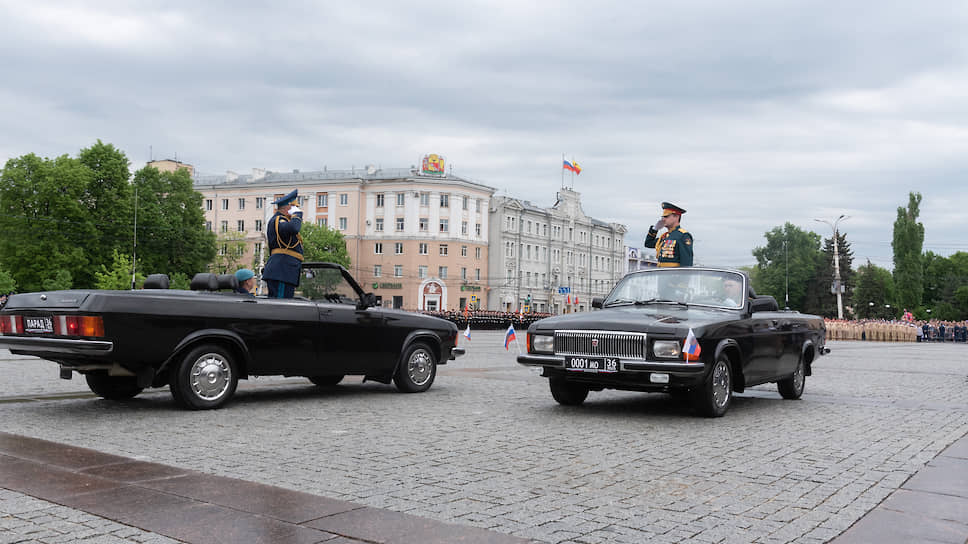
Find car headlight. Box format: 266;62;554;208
530;334;554;354
652;340;681;359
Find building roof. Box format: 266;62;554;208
194;167;496;193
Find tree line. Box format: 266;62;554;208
750;192;968;320
0;141;349;293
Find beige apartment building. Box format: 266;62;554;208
147;159;195;178
194;165;495;310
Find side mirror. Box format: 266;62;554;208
357;292;377;310
592;297;604;309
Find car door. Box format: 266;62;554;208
312;301;388;375
746;311;786;384
239;298;320;375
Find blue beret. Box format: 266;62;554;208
272;189;298;206
235;268;255;282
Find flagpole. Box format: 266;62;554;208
561;153;565;188
571;157;575;188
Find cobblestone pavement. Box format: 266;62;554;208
2;337;967;543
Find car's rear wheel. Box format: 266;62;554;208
393;343;436;393
549;377;589;406
309;375;344;387
172;344;238;410
777;356;805;399
693;355;732;417
85;372;143;400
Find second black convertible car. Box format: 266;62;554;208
517;267;827;417
0;263;464;409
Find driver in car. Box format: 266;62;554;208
722;276;744;307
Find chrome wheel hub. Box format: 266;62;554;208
408;349;432;386
712;360;730;408
190;353;231;401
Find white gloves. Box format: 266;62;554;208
289;205;302;214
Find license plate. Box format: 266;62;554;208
24;316;53;333
564;356;619;373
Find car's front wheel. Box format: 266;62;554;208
171;344;239;410
777;356;805;399
393;343;436;393
693;355;732;417
309;375;344;387
85;372;143;400
549;377;589;406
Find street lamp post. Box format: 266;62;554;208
814;215;849;319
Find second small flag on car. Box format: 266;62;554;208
504;324;517;351
464;324;471;341
683;327;701;363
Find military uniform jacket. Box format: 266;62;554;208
262;211;304;286
645;226;694;267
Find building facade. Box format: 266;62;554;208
488;188;627;314
147;159;195;177
194;164;495;310
626;246;658;273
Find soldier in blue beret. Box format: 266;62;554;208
262;189;303;298
644;202;693;267
234;268;256;296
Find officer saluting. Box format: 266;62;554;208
263;189;304;298
644;202;693;267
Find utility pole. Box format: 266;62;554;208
814;215;849;319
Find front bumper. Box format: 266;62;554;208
0;336;114;357
517;353;705;374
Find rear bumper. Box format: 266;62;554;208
1;336;114;357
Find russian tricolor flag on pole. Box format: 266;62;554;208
505;324;517;351
683;328;701;363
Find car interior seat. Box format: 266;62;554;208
189;273;219;291
216;274;239;291
142;274;170;289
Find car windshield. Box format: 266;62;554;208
604;268;746;310
295;267;361;304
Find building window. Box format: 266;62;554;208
439;244;448;256
221;199;229;210
254;242;262;255
420;193;430;206
237;220;245;232
317;194;327;207
419;218;428;231
238;198;245;210
438;266;448;278
439;219;449;232
394;265;403;278
339;217;347;230
396;193;405;206
220;221;228;233
375;218;384;232
440;194;449;207
394;242;403;255
374;242;383;254
374;265;382;277
475;247;481;259
461;221;468;235
476;199;482;212
462;196;468;210
376;194;384;207
205;199;213;211
419;243;428;255
461;267;467;280
527;221;532;233
255;219;263;232
256;197;265;209
317;217;328;227
219;244;226;256
396;217;405;231
236;245;245;256
205;221;212;231
475;268;481;281
418;265;428;278
461;245;468;257
475;223;481;236
340;193;348;206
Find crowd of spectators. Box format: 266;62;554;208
417;309;554;330
824;318;968;342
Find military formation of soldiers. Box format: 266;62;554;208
419;310;553;330
825;319;968;342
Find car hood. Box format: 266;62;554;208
529;305;742;335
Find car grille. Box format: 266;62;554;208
554;330;647;359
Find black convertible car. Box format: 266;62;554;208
517;267;827;417
0;262;464;409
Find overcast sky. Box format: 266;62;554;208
2;1;967;269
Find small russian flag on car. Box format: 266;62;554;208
683;328;701;362
504;325;516;350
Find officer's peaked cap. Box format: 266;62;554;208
661;202;686;216
272;189;298;206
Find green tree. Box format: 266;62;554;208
752;223;822;310
0;153;96;291
94;249;144;290
852;260;896;319
210;231;248;275
0;266;16;294
803;232;855;317
77;141;133;286
301;222;350;267
922;251;968;319
892;192;924;310
131;166;216;278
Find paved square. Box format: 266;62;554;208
1;336;966;543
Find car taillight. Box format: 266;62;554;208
53;316;105;337
0;315;23;335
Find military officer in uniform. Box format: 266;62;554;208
263;189;303;298
644;202;694;267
